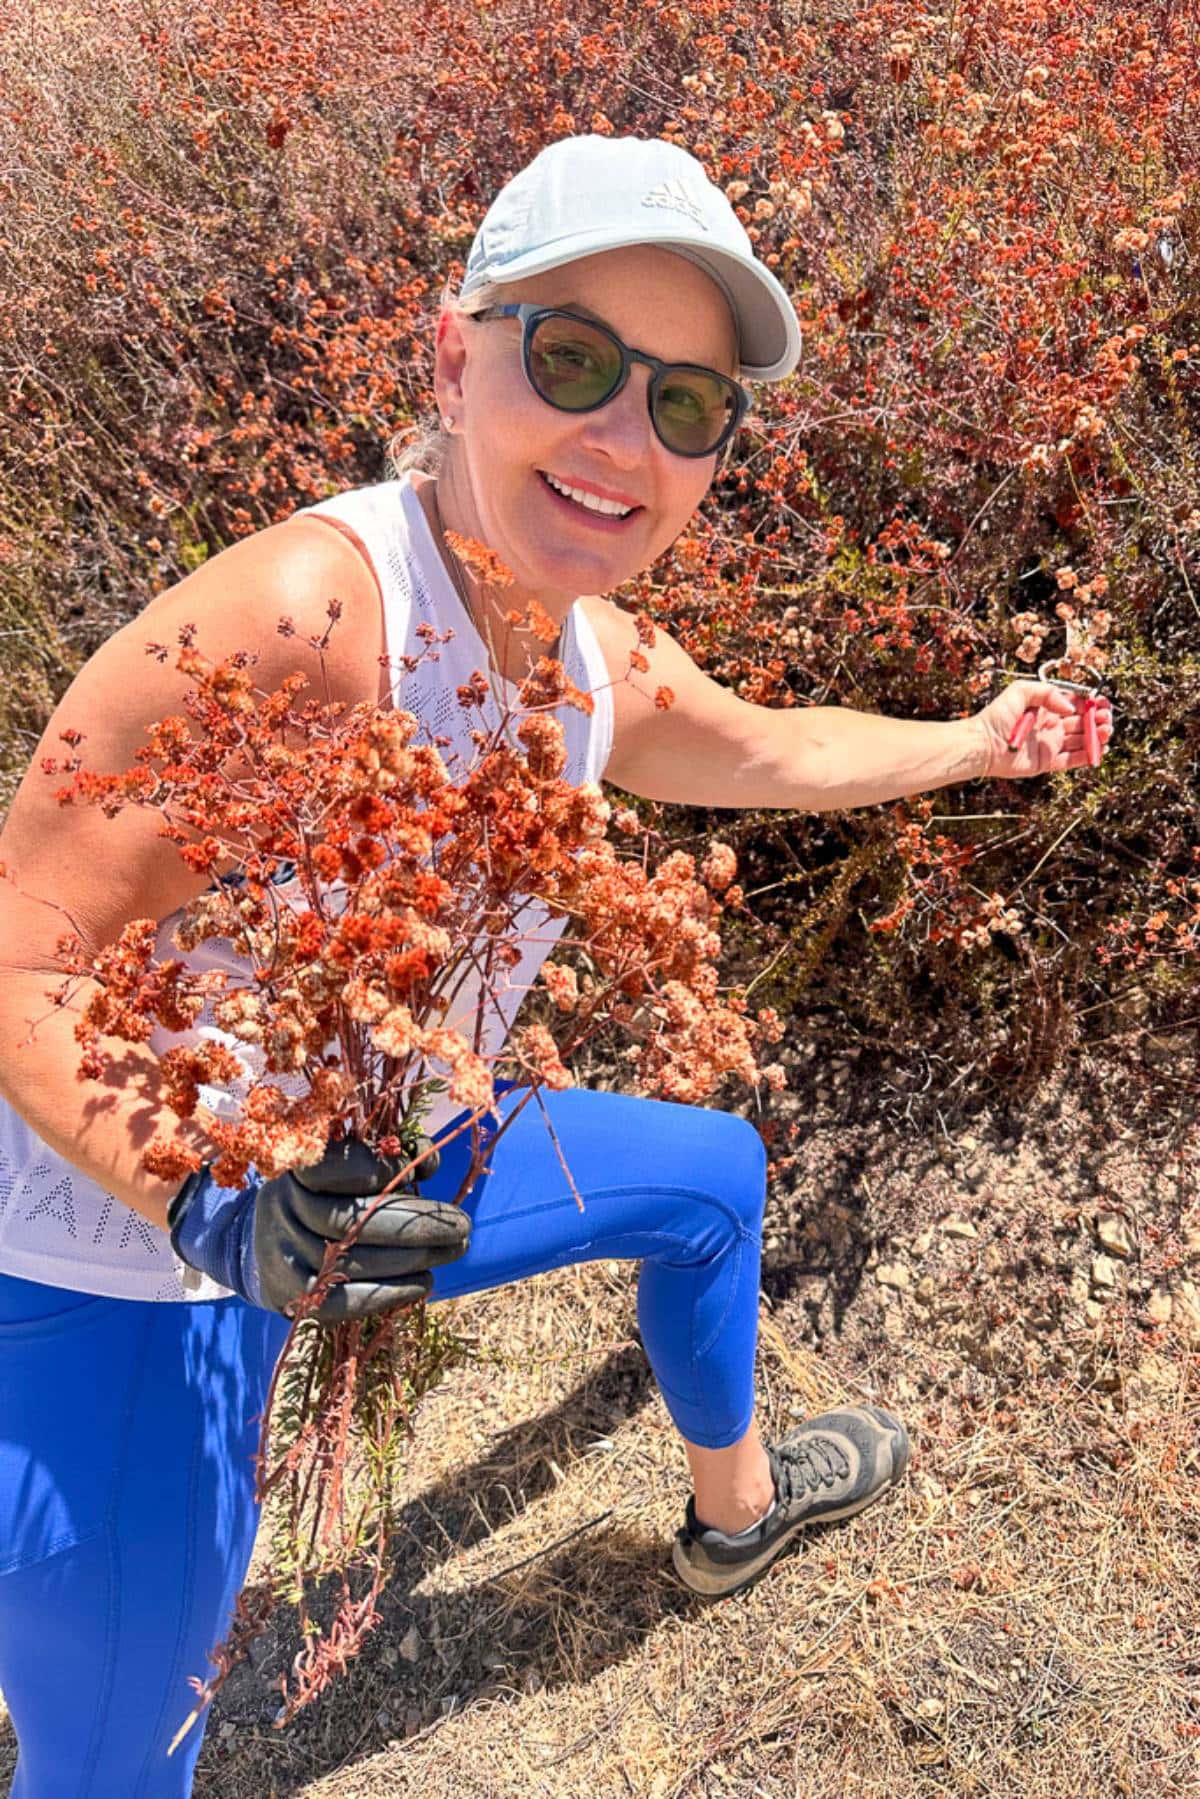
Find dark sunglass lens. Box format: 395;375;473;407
528;315;621;409
655;371;737;455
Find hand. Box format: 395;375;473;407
168;1132;472;1323
971;680;1114;780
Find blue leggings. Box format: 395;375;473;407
0;1084;765;1794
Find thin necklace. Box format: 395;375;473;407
428;480;561;680
429;481;488;646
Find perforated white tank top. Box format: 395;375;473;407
0;473;613;1301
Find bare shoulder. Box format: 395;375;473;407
0;515;390;968
277;514;389;706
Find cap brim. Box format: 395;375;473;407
463;232;802;382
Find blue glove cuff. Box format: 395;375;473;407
167;1163;264;1309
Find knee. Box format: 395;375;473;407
685;1107;768;1238
727;1112;768;1234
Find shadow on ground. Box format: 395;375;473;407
197;1340;688;1795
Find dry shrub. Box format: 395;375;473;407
0;0;1196;1112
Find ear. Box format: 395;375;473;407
434;310;470;424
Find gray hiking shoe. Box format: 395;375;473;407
672;1404;910;1598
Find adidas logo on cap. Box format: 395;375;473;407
641;178;709;230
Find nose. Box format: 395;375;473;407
577;362;656;464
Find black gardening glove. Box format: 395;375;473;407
168;1133;471;1323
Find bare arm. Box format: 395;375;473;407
0;966;220;1231
0;516;382;1231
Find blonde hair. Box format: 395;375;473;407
386;274;744;481
385;277;502;480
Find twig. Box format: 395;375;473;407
482;1505;615;1584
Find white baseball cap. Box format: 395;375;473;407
459;134;802;384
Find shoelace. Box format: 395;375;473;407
772;1433;851;1505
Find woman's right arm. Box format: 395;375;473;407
0;517;382;1231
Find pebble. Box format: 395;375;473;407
941;1216;978;1239
876;1261;911;1290
1175;1281;1200;1345
1095;1211;1134;1259
399;1624;423;1664
1090;1253;1118;1291
1147;1287;1174;1324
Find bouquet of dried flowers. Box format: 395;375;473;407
10;534;785;1747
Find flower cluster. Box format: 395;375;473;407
31;561;781;1735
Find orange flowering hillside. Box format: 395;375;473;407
0;0;1196;1127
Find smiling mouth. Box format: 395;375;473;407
536;470;644;518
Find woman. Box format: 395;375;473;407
0;133;1111;1793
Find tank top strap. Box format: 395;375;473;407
291;483;412;706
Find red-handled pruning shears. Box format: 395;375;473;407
1006;658;1105;766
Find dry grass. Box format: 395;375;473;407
0;1041;1194;1796
174;1043;1200;1799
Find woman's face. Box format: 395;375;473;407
432;244;740;611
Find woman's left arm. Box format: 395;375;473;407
587;596;1114;809
782;681;1113;812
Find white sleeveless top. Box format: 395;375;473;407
0;474;613;1301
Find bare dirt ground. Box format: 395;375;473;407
2;1029;1196;1797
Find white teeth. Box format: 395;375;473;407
543;472;633;516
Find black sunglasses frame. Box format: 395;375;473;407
469;303;753;460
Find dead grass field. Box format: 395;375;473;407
1;1033;1195;1798
186;1036;1199;1799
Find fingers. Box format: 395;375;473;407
286;1180;472;1261
294;1133;440;1195
293;1134;403;1196
309;1271;434;1324
1007;697;1113;755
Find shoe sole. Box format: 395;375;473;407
672;1408;910;1600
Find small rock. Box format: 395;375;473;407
398;1624;422;1664
1175;1281;1200;1345
912;1227;935;1256
876;1261;911;1290
915;1275;936;1304
1147;1287;1173;1325
1095;1211;1134;1259
1085;1298;1106;1323
916;1695;942;1722
941;1216;978;1239
1091;1254;1118;1291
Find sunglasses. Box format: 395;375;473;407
468;304;753;460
